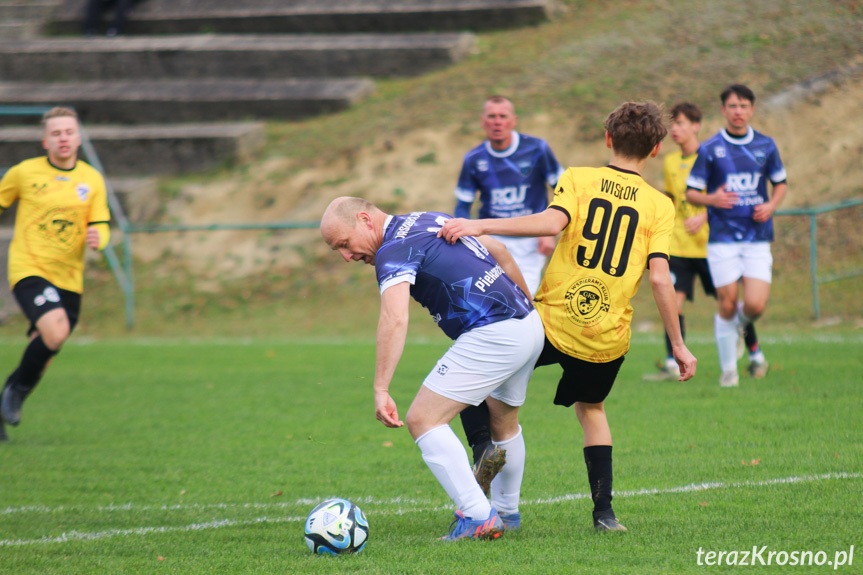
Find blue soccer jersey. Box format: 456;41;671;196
687;127;786;243
375;211;534;340
455;132;564;219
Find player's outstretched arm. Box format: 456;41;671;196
374;282;411;428
649;258;697;381
438;209;567;244
477;235;531;299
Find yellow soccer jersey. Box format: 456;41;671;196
0;157;110;293
663;150;709;258
534;166;674;362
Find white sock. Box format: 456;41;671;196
714;313;740;372
490;425;524;515
415;425;491;520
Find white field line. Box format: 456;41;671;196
0;332;858;347
0;472;859;547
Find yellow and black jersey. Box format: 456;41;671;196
534;166;674;362
0;157;110;293
663;150;708;258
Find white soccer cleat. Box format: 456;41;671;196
719;370;740;388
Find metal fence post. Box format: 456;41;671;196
809;213;820;320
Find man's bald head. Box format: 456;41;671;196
321;196;386;265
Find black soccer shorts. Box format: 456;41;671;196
535;337;625;406
13;276;81;337
669;256;716;302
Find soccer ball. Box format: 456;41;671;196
304;498;369;555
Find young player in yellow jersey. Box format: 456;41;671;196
0;107;110;442
642;103;713;379
440;101;697;532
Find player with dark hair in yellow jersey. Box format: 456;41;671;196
440;101;697;532
0;107;110;442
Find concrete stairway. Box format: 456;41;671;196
1;123;266;175
0;0;61;40
0;0;555;187
0;33;477;81
49;0;555;35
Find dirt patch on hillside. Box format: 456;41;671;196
133;76;863;283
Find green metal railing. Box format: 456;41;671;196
775;198;863;319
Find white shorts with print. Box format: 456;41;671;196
494;235;546;297
707;242;773;288
422;310;544;407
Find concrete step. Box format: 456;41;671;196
0;33;476;81
0;20;41;40
0;122;266;175
0;0;59;19
50;0;555;35
0;78;375;124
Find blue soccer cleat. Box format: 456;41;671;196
440;508;505;541
499;511;520;530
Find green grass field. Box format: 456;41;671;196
0;333;859;574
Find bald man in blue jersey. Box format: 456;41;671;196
321;197;544;541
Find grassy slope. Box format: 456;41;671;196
2;0;862;340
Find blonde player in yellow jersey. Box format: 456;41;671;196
0;107;110;442
440;101;697;532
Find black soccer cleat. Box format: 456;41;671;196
0;414;8;442
472;444;507;497
594;511;627;532
1;384;25;427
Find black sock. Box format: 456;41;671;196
664;315;685;359
459;402;492;463
14;336;57;394
584;445;614;518
743;321;758;352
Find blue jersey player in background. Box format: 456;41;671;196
455;96;564;295
686;84;788;388
454;96;563;482
321;197;545;540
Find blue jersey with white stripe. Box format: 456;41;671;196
455;132;564;219
375;211;533;340
687;127;786;243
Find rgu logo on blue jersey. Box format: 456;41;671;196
726;172;762;193
491;185;528;206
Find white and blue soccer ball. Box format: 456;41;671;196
304;498;369;555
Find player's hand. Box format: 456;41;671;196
86;226;101;249
683;213;707;235
673;346;697;381
374;390;404;428
437;218;481;244
711;185;739;209
537;235;556;256
752;201;776;222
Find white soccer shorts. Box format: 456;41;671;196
707;242;773;288
494;236;546;297
422;310;544;407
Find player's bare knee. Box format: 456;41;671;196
404;406;429;438
40;325;70;350
575;401;605;422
